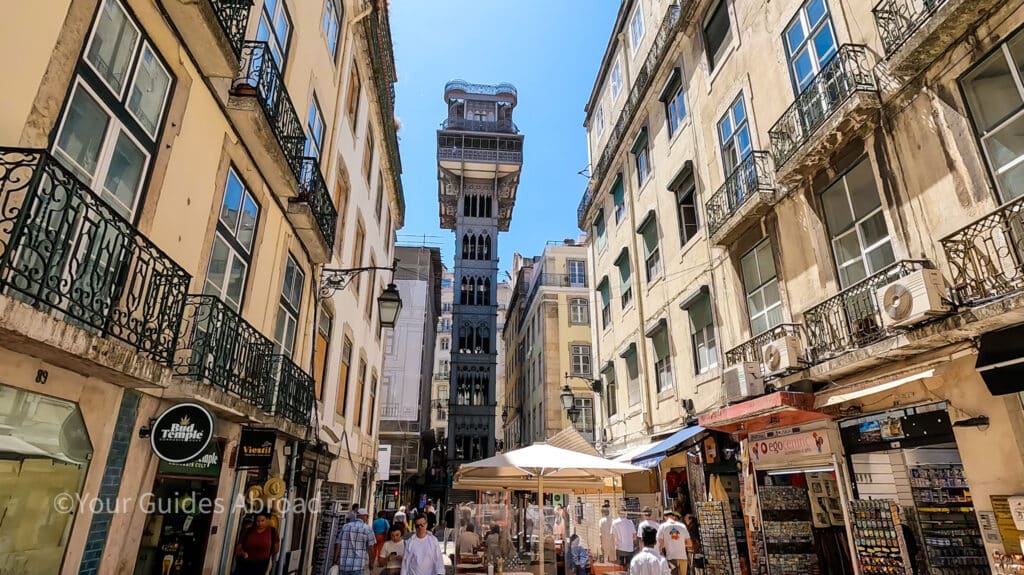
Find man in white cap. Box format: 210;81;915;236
402;514;445;575
334;508;375;575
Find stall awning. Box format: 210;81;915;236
611;441;659;463
631;425;705;468
699;392;828;438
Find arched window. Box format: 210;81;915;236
460;277;469;305
485;196;493;218
483;235;492;259
461;234;470;259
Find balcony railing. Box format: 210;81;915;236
441;118;519;134
768;45;877;170
724;323;804;367
873;0;946;56
437;134;523;164
234;41;306;181
0;148;191;364
803;259;931;360
209;0;252;58
941;194;1024;304
705;151;776;238
174;294;272;405
295;157;338;248
577;187;593;227
265;354;315;425
579;2;685;227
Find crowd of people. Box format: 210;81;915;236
332;501;445;575
599;506;701;575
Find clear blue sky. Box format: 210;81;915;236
390;0;619;277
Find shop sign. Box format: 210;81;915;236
237;428;276;468
151;403;215;464
748;429;830;465
157;441;222;478
377;445;391;481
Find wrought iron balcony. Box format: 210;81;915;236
705;151;776;243
294;156;338;250
437;134;523;164
874;0;945;56
580;2;685;228
0;148;191;364
441;118;519;134
941;194;1024;304
724;323;804;369
265;354;315;425
768;45;878;172
802;259;931;361
577;187;593;228
209;0;252;58
233;41;306;181
174;294;273;405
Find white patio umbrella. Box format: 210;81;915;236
453;442;646;575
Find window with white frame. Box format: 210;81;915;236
610;60;623;100
440;337;449;351
718;94;752;177
203;168;259;311
784;0;836;93
306;96;324;158
638;215;662;282
616;250;633;308
820;158;894;287
256;0;292;67
660;69;687;137
573;397;595;441
54;0;172;220
571;345;592;376
603;366;618;417
625;348;641;406
594;104;605;138
629;6;645;52
688;293;718;373
962;31;1024;201
672;169;700;247
568;259;587;287
323;0;341;60
570;298;590;325
740;240;783;336
704;0;733;70
632;128;651;186
650;325;673;392
273;255;305;357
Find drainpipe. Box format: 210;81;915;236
275;440;300;575
625;177;654;435
350;2;373;25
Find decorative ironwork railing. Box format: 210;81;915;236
0;148;191;364
209;0;252;58
265;354;315;426
768;45;877;170
362;8;405;218
940;194;1024;303
437;147;523;164
577;187;593;228
444;80;518;99
441;118;519;134
174;294;273;405
234;41;306;181
295;157;338;248
705;151;776;238
578;2;684;227
724;323;804;366
803;259;931;360
873;0;947;56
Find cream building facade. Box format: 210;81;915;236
503;241;595;450
0;0;402;573
579;0;1024;570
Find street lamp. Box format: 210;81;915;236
376;283;402;329
560;376;581;425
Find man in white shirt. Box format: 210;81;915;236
637;507;660;536
630;526;670;575
598;508;615;562
611;507;638;567
656;510;691;575
402;516;446;575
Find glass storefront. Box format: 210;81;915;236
0;384;93;575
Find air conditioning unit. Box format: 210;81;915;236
761;334;804;374
875;269;950;328
722;362;764;404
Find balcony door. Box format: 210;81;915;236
567;259;587;287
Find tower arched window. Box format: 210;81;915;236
461;234;470;259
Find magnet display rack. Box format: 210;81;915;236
848;500;912;575
697;501;741;575
759;486;819;575
909;463;987;575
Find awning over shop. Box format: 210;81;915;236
631;425;705;468
814;368;936;408
611;441;659;463
698;391;828;438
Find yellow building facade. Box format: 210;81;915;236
0;0;402;573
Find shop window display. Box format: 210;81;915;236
0;384;93;574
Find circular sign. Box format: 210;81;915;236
150;403;215;464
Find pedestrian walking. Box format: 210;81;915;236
598;507;615;562
378;526;405;575
234;512;280;575
424;501;437;532
630;527;670;575
568;533;591;575
638;507;660;536
333;508;375;575
373;510;391;562
394;505;408;528
612;507;638;567
443;504;456;544
401;516;445;575
656;510;690;575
